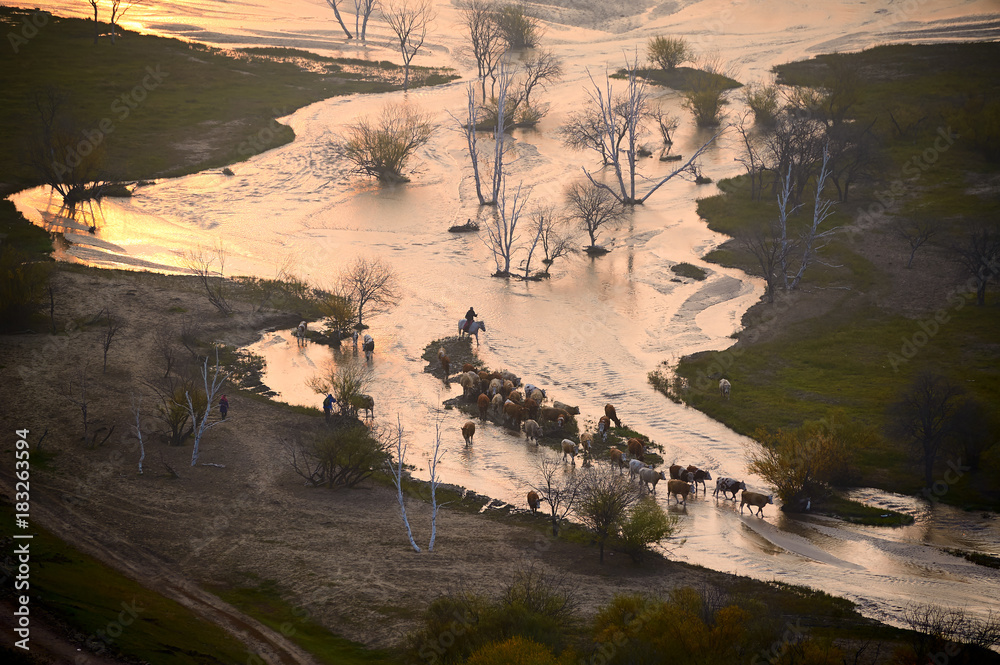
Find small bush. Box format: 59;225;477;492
496;3;539;49
671;262;707;280
338;102;435;182
741;80;780;125
615;498;679;562
647;36;691;71
466;636;561;665
292;426;391;488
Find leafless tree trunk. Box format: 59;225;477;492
787;146;838;290
109;0;144;44
458;0;506;99
739;226;793;304
520;209;545;279
131;395;146;474
482;178;528;276
735;111;767;201
530;458;584;536
582;58;720;205
774;165;802;290
353;0;376;40
186;348;230;466
325;0;354;38
518;48;562;113
895;219;937;269
566;181;627;250
186;242;233;315
952;224;1000;305
67;364;91;440
536;206;574;275
888;374;965;490
339;256;400;327
379;0;435;91
88;0;99;44
99;307;125;373
390;417;421;552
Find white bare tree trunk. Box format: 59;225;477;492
131;396;145;474
390;417;422;552
427;422;444;551
789;145;837;290
775;165;801;290
186;348;229;466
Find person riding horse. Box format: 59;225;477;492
463;307;477;333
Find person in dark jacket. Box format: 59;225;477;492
323;393;336;421
219;395;229;419
463;306;477;332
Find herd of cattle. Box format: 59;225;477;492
438;350;774;518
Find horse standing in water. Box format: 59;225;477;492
296;321;307;347
458;319;486;345
362;334;375;361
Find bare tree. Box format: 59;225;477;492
458;0;506;99
87;0;99;44
324;0;354;38
576;466;640;564
738;226;793;304
339;256;400;327
734;111;768;201
99;307;126;373
338;102;434;182
109;0;144;44
353;0;377;40
530;458;585;536
895;219;937;269
887;372;964;489
786;145;838;290
379;0;435;91
518;48;562;117
582;58;720;205
185;242;233;315
455;65;515;206
390;417;421;552
763;110;826;206
519;207;545;279
66;364;92;440
952;224;1000;305
566;181;627;251
186;349;230;466
131;395;146;474
482;178;528;276
534;205;574;275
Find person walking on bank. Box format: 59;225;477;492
219;394;229;420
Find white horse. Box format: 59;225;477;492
362;334;374;361
458;319;486;345
296;321;307;347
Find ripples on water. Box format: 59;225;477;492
15;0;1000;633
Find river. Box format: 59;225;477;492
11;0;1000;633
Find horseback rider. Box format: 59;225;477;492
463;306;477;333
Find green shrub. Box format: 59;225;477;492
647;36;691;71
614;498;679;562
742;80;780;125
496;3;539;49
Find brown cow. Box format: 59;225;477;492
523;397;539;420
527;490;540;514
462;363;475;373
604;403;622;428
539;407;570;424
598;415;611;441
561;439;579;464
667;479;692;505
627;438;645;461
462;421;475;446
477;394;490;420
740;491;774;517
503;400;525;428
608;447;626;473
508;390;523;404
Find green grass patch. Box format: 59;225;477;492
944;548;1000;569
670;262;707;281
0;499;250;663
0;6;457;188
210;579;399;664
811;493;914;526
615;66;742;92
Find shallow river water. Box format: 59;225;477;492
13;0;1000;632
